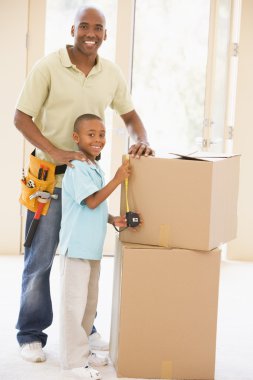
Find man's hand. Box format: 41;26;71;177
14;110;87;167
128;141;155;158
48;147;87;167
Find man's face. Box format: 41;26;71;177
71;7;107;57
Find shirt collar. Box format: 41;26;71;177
89;161;104;176
59;45;102;74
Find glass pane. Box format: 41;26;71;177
225;0;240;154
44;0;117;175
132;0;210;155
210;0;231;152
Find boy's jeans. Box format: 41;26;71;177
16;188;62;347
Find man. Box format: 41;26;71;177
14;5;154;365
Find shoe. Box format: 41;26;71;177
88;333;109;351
88;352;108;367
20;341;46;363
64;365;101;379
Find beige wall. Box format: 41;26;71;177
0;0;46;255
103;0;135;254
109;0;136;216
227;0;253;260
0;1;28;255
21;0;47;251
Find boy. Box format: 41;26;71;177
59;113;131;379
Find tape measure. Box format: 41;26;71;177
125;155;130;213
124;155;140;228
113;155;140;232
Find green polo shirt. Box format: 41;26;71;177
16;45;134;187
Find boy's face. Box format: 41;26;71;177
73;119;106;160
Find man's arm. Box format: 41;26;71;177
14;110;86;166
120;109;155;158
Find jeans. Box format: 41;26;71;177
16;188;62;347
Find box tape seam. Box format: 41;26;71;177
159;224;171;247
161;360;173;379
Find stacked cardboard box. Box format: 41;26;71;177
110;241;221;380
119;153;240;250
110;153;240;380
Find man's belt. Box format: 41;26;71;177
31;150;67;174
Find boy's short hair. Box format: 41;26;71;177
74;113;102;133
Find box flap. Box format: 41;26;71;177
168;151;240;162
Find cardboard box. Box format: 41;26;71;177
120;153;240;250
110;241;221;379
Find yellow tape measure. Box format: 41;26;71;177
121;154;140;229
125;155;130;213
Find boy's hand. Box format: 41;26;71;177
111;212;143;231
114;159;130;184
113;215;127;228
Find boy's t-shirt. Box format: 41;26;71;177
59;160;108;260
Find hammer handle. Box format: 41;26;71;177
24;201;46;247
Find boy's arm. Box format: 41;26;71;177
84;161;130;209
85;178;122;209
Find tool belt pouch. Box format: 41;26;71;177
19;154;56;216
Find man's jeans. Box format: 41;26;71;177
16;188;62;347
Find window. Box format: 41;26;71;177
132;0;211;154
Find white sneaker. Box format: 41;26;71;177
89;333;109;351
88;352;108;367
20;342;46;363
64;365;101;379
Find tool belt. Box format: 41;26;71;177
19;151;67;216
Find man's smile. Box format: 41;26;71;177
84;40;96;46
